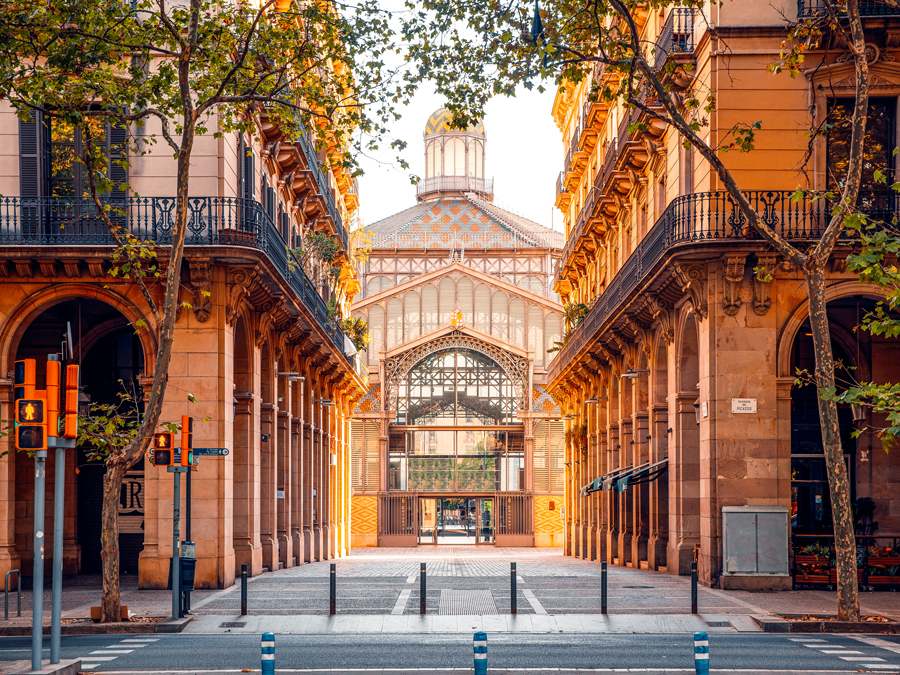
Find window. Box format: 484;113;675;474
827;98;896;195
533;421;565;493
351;420;381;491
426;140;438;179
444;138;465;176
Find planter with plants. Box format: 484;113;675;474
866;547;900;587
794;543;831;585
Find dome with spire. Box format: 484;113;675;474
425;107;485;135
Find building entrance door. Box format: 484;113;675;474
418;498;494;545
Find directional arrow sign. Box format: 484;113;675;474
149;449;199;466
194;447;229;456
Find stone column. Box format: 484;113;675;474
618;416;633;567
277;404;293;568
668;394;700;575
233;391;262;575
291;415;303;564
647;403;669;570
0;380;20;578
260;402;279;571
631;410;650;568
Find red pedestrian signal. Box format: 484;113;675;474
13;359;35;401
180;416;193;466
152;432;175;466
15;396;46;451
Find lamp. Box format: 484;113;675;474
693;398;701;426
851;403;866;424
586;398;600;404
314;398;335;407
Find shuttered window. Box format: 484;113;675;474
533;420;565;493
491;291;507;340
422;284;438;334
474;284;490;335
457;277;473;326
239;137;256;201
369;305;384;366
386;298;403;349
404;291;420;342
545;312;561;364
439;277;455;327
528;306;544;367
509;298;525;349
351;420;381;492
367;276;390;297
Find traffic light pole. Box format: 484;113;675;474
168;466;187;621
50;441;64;663
31;449;46;671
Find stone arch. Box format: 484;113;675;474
384;329;528;411
678;309;700;393
652;330;668;406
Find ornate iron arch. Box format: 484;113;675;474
384;329;528;412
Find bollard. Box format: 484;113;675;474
691;561;698;614
473;631;487;675
261;632;275;675
4;569;20;620
330;563;336;615
600;561;607;615
240;564;248;617
420;562;426;615
510;562;517;615
693;631;709;675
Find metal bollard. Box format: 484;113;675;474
240;564;248;617
330;563;336;615
691;561;698;614
693;631;709;675
5;569;20;620
600;562;607;615
420;562;426;615
261;632;275;675
473;631;487;675
510;562;517;615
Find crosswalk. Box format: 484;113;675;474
78;636;158;670
788;636;900;670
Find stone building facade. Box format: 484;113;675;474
349;110;567;547
0;98;365;589
550;1;900;588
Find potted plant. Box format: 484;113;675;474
866;546;900;587
794;543;830;585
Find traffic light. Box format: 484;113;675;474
152;432;175;466
14;359;35;401
180;416;193;466
63;364;80;439
15;395;46;451
46;359;60;439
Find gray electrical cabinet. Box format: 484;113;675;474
722;506;789;577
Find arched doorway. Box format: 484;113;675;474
13;298;145;575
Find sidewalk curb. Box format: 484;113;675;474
750;614;900;633
0;616;191;636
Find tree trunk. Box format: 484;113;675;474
805;269;859;621
100;461;126;622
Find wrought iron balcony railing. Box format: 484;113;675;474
799;0;900;16
548;189;898;382
654;8;697;72
0;196;353;363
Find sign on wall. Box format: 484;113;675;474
731;398;757;414
119;470;144;534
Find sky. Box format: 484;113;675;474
355;84;565;232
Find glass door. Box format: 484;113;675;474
477;498;494;544
419;498;437;545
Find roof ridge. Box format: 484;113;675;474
464;193;564;249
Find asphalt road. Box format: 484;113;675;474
1;632;900;672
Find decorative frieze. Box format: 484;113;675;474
722;255;746;316
189;259;212;322
673;263;708;319
753;256;778;316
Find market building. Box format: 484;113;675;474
550;1;900;589
349;109;567;547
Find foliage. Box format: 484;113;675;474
293;231;344;298
800;543;831;557
563;302;588;329
338;316;370;352
565;421;588;452
77;392;142;464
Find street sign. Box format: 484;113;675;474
194;447;229;456
150;449;199;465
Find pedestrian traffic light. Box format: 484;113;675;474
180;415;193;466
14;359;35;400
63;364;80;439
46;359;60;439
15;395;46;451
152;432;175;466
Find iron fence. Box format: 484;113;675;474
495;492;534;536
799;0;900;16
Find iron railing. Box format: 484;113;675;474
0;196;352;362
654;8;697;72
799;0;900;16
495;492;534;536
548;189;899;382
416;175;494;196
556;171;569;198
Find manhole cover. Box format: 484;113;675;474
439;590;498;615
706;621;732;628
220;622;246;628
622;585;654;589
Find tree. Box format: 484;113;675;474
400;0;871;619
0;0;409;621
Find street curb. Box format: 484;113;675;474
0;616;191;636
750;614;900;633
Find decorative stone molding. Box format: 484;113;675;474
256;310;274;348
674;263;708;319
226;268;254;326
647;295;674;345
753;256;778;316
722;255;746;316
624;317;652;357
37;260;58;278
189;259;212;322
62;261;80;278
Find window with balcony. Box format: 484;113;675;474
826;98;896;195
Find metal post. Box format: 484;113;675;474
50;440;65;663
601;561;608;615
240;564;248;617
473;631;487;675
172;469;181;621
420;562;426;615
510;562;517;615
691;561;698;614
185;469;191;614
329;563;336;615
693;631;709;675
32;450;47;671
261;631;275;675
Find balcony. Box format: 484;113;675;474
653;8;697;76
555;171;571;210
548;189;898;383
416;175;494;198
0;195;354;364
799;0;900;16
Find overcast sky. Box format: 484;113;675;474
355;84;565;233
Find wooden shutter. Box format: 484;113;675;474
509;298;525;349
242;144;255;200
19;110;42;237
474;284;490;334
351;420;365;490
491;291;507;340
386;298;402;349
369;305;384;366
404;290;420;342
545;312;561;363
439;277;455;327
108;120;128;201
528;306;544;367
548;421;565;493
364;421;380;491
533;421;549;493
457;277;473;325
421;284;438;334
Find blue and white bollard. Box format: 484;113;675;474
262;632;275;675
473;631;487;675
693;631;709;675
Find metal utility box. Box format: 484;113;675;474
722;506;789;579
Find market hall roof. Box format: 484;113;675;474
425;107;486;135
366;192;564;250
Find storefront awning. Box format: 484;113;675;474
579;465;633;497
613;459;668;493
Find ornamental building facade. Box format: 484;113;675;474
349;110;567;547
551;1;900;589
